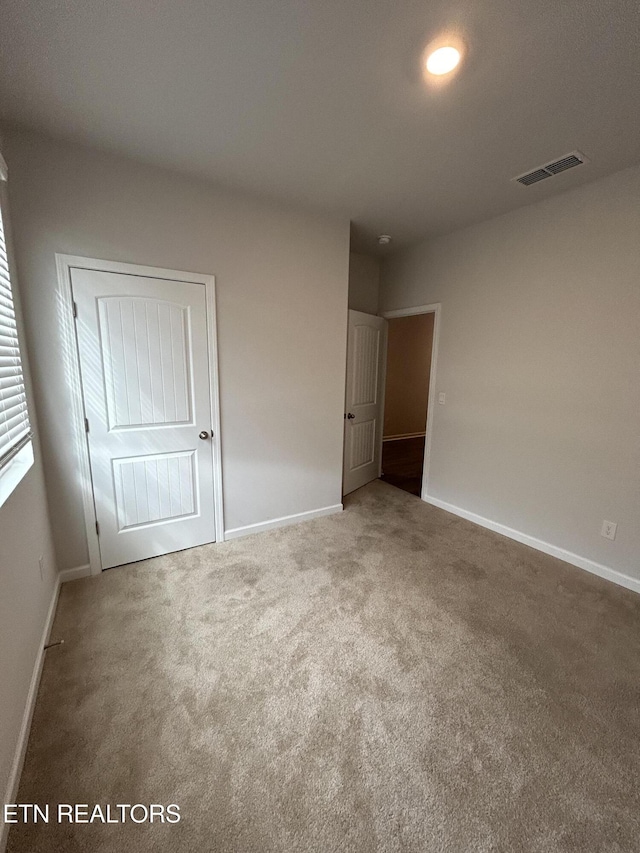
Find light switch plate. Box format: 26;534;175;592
438;392;446;405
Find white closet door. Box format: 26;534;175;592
73;268;216;569
343;310;387;495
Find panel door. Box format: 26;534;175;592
343;310;387;495
72;268;216;569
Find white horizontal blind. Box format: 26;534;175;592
0;201;31;468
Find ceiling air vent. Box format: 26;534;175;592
514;151;588;187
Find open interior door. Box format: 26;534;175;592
343;310;387;495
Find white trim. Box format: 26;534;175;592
59;564;91;583
378;320;389;478
0;440;34;509
205;282;225;543
383;431;426;442
380;303;441;502
0;151;7;182
225;503;343;540
54;254;225;573
1;578;60;852
381;303;440;319
55;255;102;576
423;494;640;595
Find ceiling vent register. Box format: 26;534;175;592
513;151;588;186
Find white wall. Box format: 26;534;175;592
2;128;350;571
0;144;58;837
381;164;640;582
348;252;380;314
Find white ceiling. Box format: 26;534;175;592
1;0;639;253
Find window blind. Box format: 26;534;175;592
0;202;31;469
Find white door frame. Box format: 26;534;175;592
380;303;441;501
55;254;225;575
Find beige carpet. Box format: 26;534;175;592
8;481;640;852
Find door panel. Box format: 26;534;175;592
112;450;197;530
352;324;379;405
349;419;376;469
72;268;216;569
100;297;192;428
343;310;387;495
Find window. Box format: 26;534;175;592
0;155;33;506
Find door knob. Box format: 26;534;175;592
347;413;356;420
199;430;210;440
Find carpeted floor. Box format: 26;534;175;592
8;480;640;852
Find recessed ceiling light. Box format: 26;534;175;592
426;46;461;76
378;235;392;246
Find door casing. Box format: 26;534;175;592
56;254;224;575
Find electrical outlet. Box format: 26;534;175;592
438;392;446;405
38;555;45;581
601;520;617;541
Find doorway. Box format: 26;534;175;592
342;304;440;501
57;255;224;573
380;306;439;499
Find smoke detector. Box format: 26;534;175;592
378;235;392;246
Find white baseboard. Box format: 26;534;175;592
1;578;61;852
423;494;640;595
383;432;426;442
59;563;91;583
225;503;343;541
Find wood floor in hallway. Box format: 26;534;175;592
380;436;425;496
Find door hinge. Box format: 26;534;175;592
72;301;78;319
84;417;90;433
95;520;100;536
